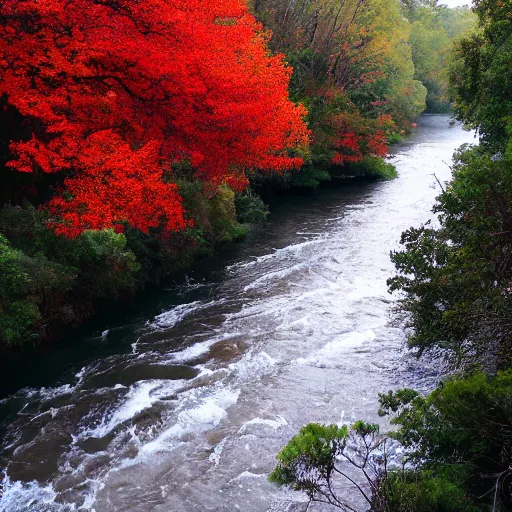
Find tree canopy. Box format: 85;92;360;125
0;0;309;237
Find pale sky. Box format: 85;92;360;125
440;0;472;7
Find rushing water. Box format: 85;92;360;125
0;115;476;512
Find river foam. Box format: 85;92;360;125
0;116;477;512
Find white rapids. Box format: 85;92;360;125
0;115;476;511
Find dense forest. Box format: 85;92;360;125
271;0;512;510
0;0;475;348
2;0;512;510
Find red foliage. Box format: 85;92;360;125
329;114;389;165
0;0;308;236
312;88;393;166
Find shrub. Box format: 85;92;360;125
378;468;480;512
210;184;247;243
0;204;66;259
343;156;397;180
73;229;140;299
235;192;269;224
0;234;40;345
177;180;247;245
0;205;142;344
378;371;512;510
386;133;403;145
290;166;331;189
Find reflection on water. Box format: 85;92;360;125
0;115;476;511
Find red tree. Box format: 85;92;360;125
309;87;392;166
0;0;309;236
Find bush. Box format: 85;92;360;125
290;166;331;189
0;234;40;345
73;229;140;299
247;164;331;192
124;226;167;284
343;156;397;180
386;133;403;145
177;180;248;245
378;468;480;512
378;371;512;511
0;205;143;344
0;204;66;259
210;184;247;243
235;192;269;224
0;205;140;298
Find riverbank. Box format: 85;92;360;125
0;165;398;397
0;154;398;357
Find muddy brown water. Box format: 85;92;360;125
0;115;476;511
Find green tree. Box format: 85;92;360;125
378;372;512;511
0;234;40;345
450;0;512;149
389;144;512;361
270;421;386;511
407;4;476;112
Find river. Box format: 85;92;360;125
0;115;476;512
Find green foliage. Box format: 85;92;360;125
284;47;325;102
235;192;269;224
379;467;481;512
0;205;140;299
0;206;141;345
74;229;140;299
389;145;512;360
345;0;427;127
389;0;512;363
343;157;397;180
269;423;349;491
271;6;507;512
270;374;512;511
274;374;511;511
450;0;512;150
0;234;40;345
384;80;428;128
378;372;512;511
386;133;403;145
290;166;331;189
247;162;332;192
0;203;69;259
210;185;247;243
178;180;247;245
123;226;168;284
407;5;476;113
270;421;383;509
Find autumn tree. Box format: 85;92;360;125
0;0;309;237
250;0;427;172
